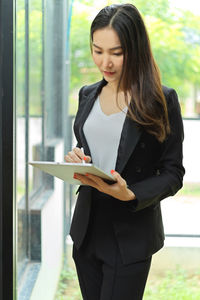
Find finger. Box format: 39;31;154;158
73;148;92;163
65;151;82;163
86;173;106;186
110;170;127;188
84;155;92;163
75;173;99;189
64;155;75;163
73;147;85;160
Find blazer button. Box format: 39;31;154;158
140;142;145;149
156;169;160;176
136;167;142;173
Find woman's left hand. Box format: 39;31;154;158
74;170;136;201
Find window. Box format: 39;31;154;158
0;0;198;298
62;0;200;298
16;0;70;298
69;0;200;243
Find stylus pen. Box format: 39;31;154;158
81;147;86;164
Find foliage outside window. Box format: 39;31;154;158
69;0;200;118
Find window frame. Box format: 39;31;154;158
0;0;15;299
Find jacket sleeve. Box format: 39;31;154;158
127;89;185;212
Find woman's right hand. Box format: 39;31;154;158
64;147;91;163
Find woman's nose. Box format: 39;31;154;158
102;56;113;69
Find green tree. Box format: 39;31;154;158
70;10;100;90
69;0;200;115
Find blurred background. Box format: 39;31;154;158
15;0;200;299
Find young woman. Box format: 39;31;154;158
64;4;185;300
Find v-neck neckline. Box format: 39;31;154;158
97;96;128;117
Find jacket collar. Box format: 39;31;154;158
79;79;142;174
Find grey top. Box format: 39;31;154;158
83;97;128;174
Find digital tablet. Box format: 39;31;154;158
29;161;116;185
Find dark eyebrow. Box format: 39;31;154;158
93;43;122;51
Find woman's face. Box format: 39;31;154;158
92;27;124;87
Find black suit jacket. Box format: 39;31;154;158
70;79;185;264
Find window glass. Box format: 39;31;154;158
57;0;200;298
15;0;200;298
158;0;200;238
29;0;43;194
29;0;42;116
16;0;27;279
69;0;200;244
15;0;69;298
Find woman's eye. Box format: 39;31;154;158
113;53;123;56
94;51;102;55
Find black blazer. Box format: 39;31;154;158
70;79;185;264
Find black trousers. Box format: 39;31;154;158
72;190;152;300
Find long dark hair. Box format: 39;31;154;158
90;4;170;142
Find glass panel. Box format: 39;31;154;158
29;0;42;117
15;0;200;298
16;0;69;299
69;0;200;118
159;1;200;236
57;0;200;298
16;0;28;280
69;0;200;235
29;0;43;194
162;119;200;237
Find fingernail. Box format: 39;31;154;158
73;174;77;179
110;170;115;174
83;156;87;161
85;173;89;176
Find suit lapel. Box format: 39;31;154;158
79;95;95;157
78;80;107;157
115;116;142;174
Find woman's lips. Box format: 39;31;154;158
103;71;116;76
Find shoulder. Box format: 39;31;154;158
162;86;183;134
162;85;178;99
79;81;101;96
162;85;180;112
79;79;107;98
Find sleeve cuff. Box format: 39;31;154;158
124;198;139;212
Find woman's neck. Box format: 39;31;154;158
106;82;124;95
